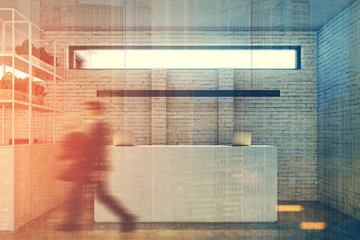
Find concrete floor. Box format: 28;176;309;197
0;201;359;240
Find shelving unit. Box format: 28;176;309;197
0;9;66;231
0;8;66;145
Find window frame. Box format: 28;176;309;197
68;45;301;70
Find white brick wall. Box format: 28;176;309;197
46;30;317;201
317;0;360;220
151;69;167;144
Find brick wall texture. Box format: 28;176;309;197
45;30;318;201
317;0;360;220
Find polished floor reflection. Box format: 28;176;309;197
0;201;359;240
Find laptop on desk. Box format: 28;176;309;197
113;130;134;146
232;131;252;146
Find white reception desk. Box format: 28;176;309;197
95;145;277;222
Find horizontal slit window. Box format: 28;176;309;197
69;46;301;70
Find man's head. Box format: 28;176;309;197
64;112;82;132
83;101;106;119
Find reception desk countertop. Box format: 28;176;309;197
95;145;277;222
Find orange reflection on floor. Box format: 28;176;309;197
277;205;303;212
299;222;326;230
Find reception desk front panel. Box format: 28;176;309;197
95;145;277;222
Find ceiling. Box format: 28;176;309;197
149;0;355;31
0;0;356;31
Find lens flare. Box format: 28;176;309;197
300;222;326;230
277;205;303;212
